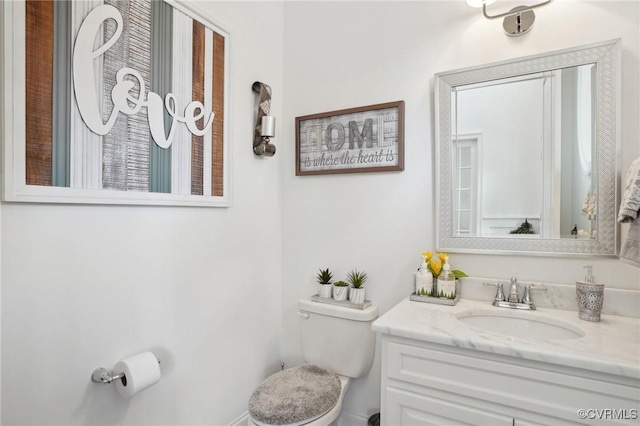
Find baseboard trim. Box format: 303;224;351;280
229;411;248;426
338;410;370;426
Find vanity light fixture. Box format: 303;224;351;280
252;81;276;156
466;0;552;37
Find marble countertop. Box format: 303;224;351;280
372;297;640;379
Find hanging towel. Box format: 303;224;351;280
590;190;597;220
619;157;640;267
581;189;597;220
581;189;592;216
620;220;640;268
618;157;640;223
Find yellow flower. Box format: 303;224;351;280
422;249;468;281
429;260;442;276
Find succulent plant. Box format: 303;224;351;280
333;280;349;287
316;268;333;284
347;269;368;289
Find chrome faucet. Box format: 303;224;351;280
507;277;520;303
483;281;506;306
483;277;545;310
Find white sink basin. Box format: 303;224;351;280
455;309;585;340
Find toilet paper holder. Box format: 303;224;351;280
91;358;161;385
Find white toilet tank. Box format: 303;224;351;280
298;299;378;379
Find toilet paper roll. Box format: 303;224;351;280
114;351;161;398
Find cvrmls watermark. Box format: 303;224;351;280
577;409;638;420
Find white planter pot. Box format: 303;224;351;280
318;283;332;298
333;285;349;301
349;287;365;304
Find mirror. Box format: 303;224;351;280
435;40;620;255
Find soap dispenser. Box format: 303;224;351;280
576;265;605;322
415;254;434;297
436;256;456;298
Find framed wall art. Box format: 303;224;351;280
1;0;231;207
295;101;404;176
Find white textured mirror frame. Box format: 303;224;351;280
435;39;620;256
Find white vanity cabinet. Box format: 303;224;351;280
373;299;640;426
380;336;639;426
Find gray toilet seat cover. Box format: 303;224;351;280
248;364;341;425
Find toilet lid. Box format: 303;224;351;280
248;364;341;426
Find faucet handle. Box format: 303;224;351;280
526;283;546;291
521;283;546;309
483;282;506;305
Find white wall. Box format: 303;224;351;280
281;0;640;422
457;80;544;222
1;2;283;425
2;1;639;425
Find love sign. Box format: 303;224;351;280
4;0;230;206
73;4;214;149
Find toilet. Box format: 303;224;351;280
248;298;378;426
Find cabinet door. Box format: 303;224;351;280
385;387;513;426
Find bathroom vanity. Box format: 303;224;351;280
378;33;634;426
372;298;640;425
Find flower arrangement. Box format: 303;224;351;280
422;251;468;279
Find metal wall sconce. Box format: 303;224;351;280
252;81;276;156
466;0;552;37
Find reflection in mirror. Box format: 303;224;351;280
451;64;596;239
435;39;620;255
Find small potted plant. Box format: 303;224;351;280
333;280;349;301
316;268;333;298
347;269;368;304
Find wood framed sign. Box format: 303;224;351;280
1;0;230;207
295;101;404;176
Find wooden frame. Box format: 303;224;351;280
295;101;404;176
1;0;231;207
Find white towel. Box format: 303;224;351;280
618;157;640;223
581;189;592;216
581;189;597;220
619;157;640;267
590;190;597;220
620;219;640;268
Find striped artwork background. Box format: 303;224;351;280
25;0;54;187
191;20;205;196
103;0;151;192
24;0;226;197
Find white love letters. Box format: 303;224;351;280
72;4;214;149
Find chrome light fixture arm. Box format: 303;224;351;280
470;0;553;36
482;0;552;20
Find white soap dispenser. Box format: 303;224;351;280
437;256;456;299
576;265;605;322
415;254;433;297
